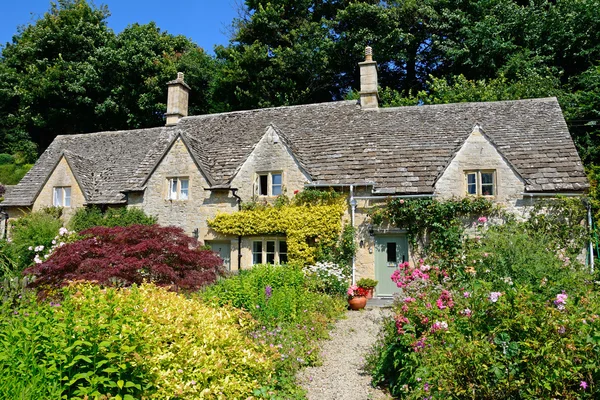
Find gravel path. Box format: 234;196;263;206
297;307;393;400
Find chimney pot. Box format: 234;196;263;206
359;46;379;109
165;71;191;126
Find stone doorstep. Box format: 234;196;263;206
366;297;394;308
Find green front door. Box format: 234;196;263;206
374;235;409;297
206;241;231;271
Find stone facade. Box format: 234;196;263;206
134;137;237;239
32;156;86;221
434;126;526;215
229;126;311;202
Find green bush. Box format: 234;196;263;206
0;163;33;185
0;284;276;399
4;210;63;274
69;206;157;232
368;220;600;399
0;154;14;166
201;264;346;397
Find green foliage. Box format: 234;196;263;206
209;191;347;264
0;154;14;165
356;277;378;289
371;197;494;266
68;206;157;232
0;163;32;185
201;264;346;398
0;284;276;399
368;200;600;399
4;210;63;274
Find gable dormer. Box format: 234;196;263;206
229;125;311;201
434;124;525;211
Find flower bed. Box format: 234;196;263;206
368;236;600;398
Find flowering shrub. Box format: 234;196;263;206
0;284;275;399
304;261;350;295
24;225;224;290
201;264;346;397
369;257;600;398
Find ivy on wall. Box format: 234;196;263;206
208;191;347;265
371;197;494;266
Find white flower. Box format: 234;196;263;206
28;246;33;251
489;292;502;303
52;240;56;245
59;227;69;236
34;255;42;264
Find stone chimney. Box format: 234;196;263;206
358;46;379;109
165;72;191;126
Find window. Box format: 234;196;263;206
167;178;189;200
279;241;288;263
386;242;397;263
256;172;283;197
252;238;288;265
465;171;495;196
259;175;268;196
272;173;282;196
53;187;71;207
253;241;263;265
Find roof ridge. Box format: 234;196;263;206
54;125;172;139
379;97;558;112
180;100;358;121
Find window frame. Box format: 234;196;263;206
251;238;288;265
256;171;284;197
166;177;190;201
464;170;496;197
53;186;72;207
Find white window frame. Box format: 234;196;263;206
167;177;190;200
251;238;288;265
53;187;71;207
465;170;496;197
256;172;283;197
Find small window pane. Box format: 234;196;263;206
53;188;62;206
180;179;189;200
481;173;494;196
63;187;71;207
279;240;288;264
266;241;275;264
170;179;177;199
272;173;282;196
253;241;263;265
259;175;268;196
467;173;477;195
387;242;397;263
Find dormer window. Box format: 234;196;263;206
257;172;283;197
53;187;71;207
465;170;495;196
167;177;189;200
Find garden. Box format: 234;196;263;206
367;197;600;399
0;197;352;399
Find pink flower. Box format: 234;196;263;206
478;216;488;224
489;292;502;303
436;299;446;310
580;381;588;390
463;291;471;298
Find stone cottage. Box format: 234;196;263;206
1;48;589;296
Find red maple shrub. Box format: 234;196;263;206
24;225;224;291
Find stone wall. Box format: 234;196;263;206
134;138;237;241
434;127;527;216
230;126;311;202
32;156;86;222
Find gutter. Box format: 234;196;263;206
230;189;243;271
353;194;435;200
521;192;583;197
349;185;357;285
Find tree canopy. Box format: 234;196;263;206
0;0;599;173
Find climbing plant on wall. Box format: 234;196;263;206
208;191;347;265
371;197;495;266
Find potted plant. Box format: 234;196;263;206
347;285;369;310
357;278;378;299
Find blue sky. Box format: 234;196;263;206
0;0;239;54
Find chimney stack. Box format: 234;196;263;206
165;72;191;125
359;46;379;109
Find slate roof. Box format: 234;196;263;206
1;97;588;207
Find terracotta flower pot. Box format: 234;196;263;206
348;296;367;310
